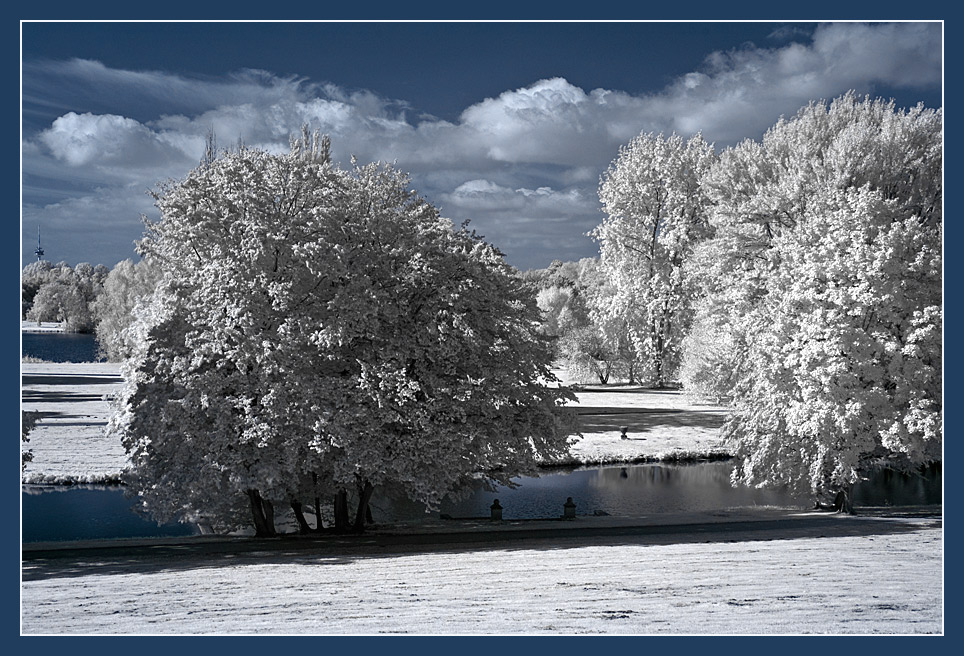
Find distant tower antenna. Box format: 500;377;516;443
34;226;44;261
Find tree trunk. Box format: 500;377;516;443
815;485;856;514
333;489;350;531
314;496;324;529
312;472;324;530
291;500;313;534
652;329;665;388
264;498;275;529
352;480;375;534
836;484;855;515
246;489;276;537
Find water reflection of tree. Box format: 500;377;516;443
855;463;942;506
362;462;941;522
589;463;735;491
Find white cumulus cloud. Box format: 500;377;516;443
21;22;942;271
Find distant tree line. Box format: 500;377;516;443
22;260;109;333
23;257;160;361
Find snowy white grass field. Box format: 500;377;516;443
21;320;66;333
20;361;728;484
21;361;127;484
21;515;942;634
554;373;729;466
20;358;944;635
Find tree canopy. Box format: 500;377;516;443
593;132;716;387
23;260;108;332
109;130;576;535
687;93;942;508
91;258;161;361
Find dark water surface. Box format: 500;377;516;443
22;331;103;363
384;460;942;521
22;461;941;542
22;485;198;542
390;461;807;521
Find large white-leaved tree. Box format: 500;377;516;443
109;129;575;536
688;92;942;510
593;132;716;387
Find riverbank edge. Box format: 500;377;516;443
22;503;942;556
21;450;737;488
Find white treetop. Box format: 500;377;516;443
110;131;575;534
92;258;160;361
594;132;716;386
689;93;942;505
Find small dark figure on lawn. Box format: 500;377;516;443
620;426;629;440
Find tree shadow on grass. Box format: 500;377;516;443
22;374;123;386
22;511;940;582
573;386;684;396
22;390;106;404
576;407;725;435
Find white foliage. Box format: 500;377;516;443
593;132;716;386
109;132;576;532
693;93;942;498
91;258;161;361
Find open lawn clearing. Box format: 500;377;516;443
21;362;126;484
561;384;727;465
21;511;942;635
21;362;730;483
21;321;66;333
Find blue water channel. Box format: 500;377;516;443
22;485;199;542
22;461;941;542
22;330;103;363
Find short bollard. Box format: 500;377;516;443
490;499;503;520
563;496;576;519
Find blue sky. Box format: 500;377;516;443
21;21;943;272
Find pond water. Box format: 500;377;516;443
386;461;807;521
22;485;198;542
22;461;941;542
383;460;942;521
22;331;103;363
